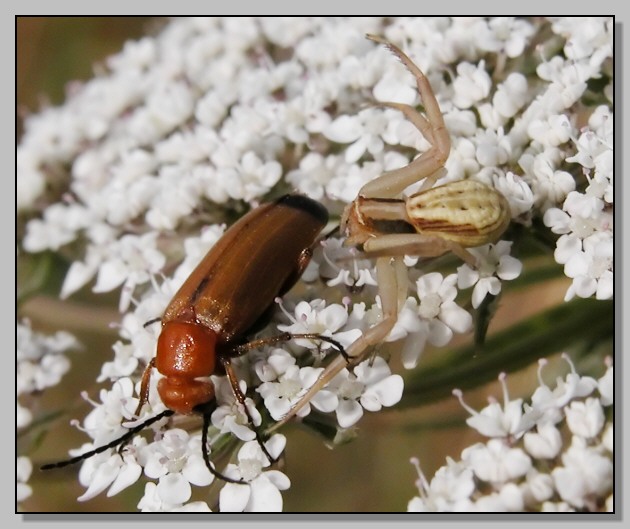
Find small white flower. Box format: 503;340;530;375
476;17;535;58
425;457;476;506
219;435;290;512
492;171;534;218
319;238;377;290
16;456;33;504
462;439;532;484
457;241;522;308
527;114;572;147
562;233;613;301
257;358;337;421
323;107;388;163
473;482;524;512
328;356;404;428
140;429;214;502
475;127;511;167
81;378;142;442
564;397;605;439
523;421;563;459
493;73;529;118
551;436;613;509
76;444;144;502
397;273;471;369
597;361;613;406
417;272;472;334
277;298;361;353
326;160;383;204
453;372;526;438
137;482;211;512
286;152;340;200
407;456;475;512
23;203;95;253
452;61;492;109
17;321;76;396
522;149;576;210
527;355;598;424
602;424;613;453
521;470;555;504
210;377;260;442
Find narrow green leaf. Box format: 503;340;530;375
400;298;613;408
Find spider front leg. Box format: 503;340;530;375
358;34;451;200
341;35;451;245
267;255;407;431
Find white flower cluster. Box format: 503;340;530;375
17;17;613;511
408;355;613;512
543;104;613;301
16;319;80;506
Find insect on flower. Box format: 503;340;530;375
270;34;511;429
41;194;346;484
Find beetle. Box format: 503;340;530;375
269;35;511;430
42;193;344;483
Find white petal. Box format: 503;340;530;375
60;260;97;299
156;473;191;505
106;458;143;497
554;234;582;264
264;470;291;491
220;482;251;512
93;259;128;292
336;399;364;428
77;459;121;502
497;256;522;280
401;331;427;369
439;302;472;334
457;265;479;289
183;454;214;486
428;319;453;347
573;275;597;298
247;477;284;512
263;434;287;461
171;501;212;512
523;422;562;459
365;374;404;408
345;138;367;164
324;115;362;143
564;252;589;278
417;272;444;295
310;389;339;413
595;271;613;300
565;398;605;438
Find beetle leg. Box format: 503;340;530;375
267;256;404;432
231;333;348;361
220;357;278;465
134;358;156;416
199;412;251;485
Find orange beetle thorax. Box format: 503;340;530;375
155;321;218;414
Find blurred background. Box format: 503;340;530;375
17;17;576;513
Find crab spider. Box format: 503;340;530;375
269;35;510;431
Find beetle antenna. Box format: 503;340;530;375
143;317;161;328
40;409;175;470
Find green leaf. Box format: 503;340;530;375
400;297;613;408
17;251;70;305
